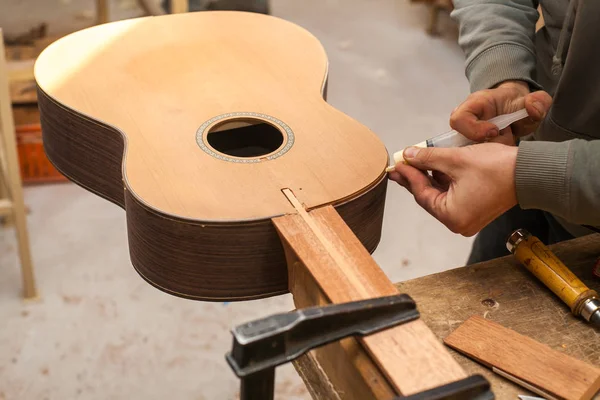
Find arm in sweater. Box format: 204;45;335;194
453;0;600;231
517;139;600;228
515;0;600;231
450;0;541;92
389;0;600;235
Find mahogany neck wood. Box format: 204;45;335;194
272;189;467;397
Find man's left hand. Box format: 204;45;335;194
388;143;518;237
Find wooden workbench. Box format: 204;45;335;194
294;233;600;399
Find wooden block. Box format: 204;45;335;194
293;351;343;400
286;245;396;400
273;192;467;396
444;315;600;400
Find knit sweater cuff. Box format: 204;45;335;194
515;141;570;214
466;43;542;92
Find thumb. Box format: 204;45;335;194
524;90;552;121
402;146;460;173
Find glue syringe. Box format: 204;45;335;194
386;108;529;172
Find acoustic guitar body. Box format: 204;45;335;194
34;11;389;301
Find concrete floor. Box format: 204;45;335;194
0;1;472;399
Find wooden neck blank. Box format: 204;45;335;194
272;189;467;397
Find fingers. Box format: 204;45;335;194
402;146;461;173
390;142;520;238
393;163;447;223
509;91;553;138
388;167;427;187
388;171;405;186
449;94;500;142
524;90;553;120
448;85;553;143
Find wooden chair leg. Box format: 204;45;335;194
96;0;109;24
0;30;38;300
12;199;37;300
0;171;14;227
427;5;441;36
137;0;167;16
170;0;189;13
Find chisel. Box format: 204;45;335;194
506;228;600;327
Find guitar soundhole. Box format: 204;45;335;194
207;119;284;158
196;112;294;163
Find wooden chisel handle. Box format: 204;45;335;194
506;229;597;316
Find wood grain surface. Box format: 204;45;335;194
35;11;390;300
273;201;467;396
444;315;600;400
293;234;600;399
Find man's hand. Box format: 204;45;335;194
450;80;552;144
388;143;518;237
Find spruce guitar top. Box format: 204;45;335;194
34;11;471;396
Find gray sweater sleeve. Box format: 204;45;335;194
516;139;600;227
450;0;541;92
513;0;600;232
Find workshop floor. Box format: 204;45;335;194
0;1;471;399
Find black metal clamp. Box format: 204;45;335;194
402;375;494;400
225;293;494;400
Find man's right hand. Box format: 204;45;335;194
450;80;553;145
